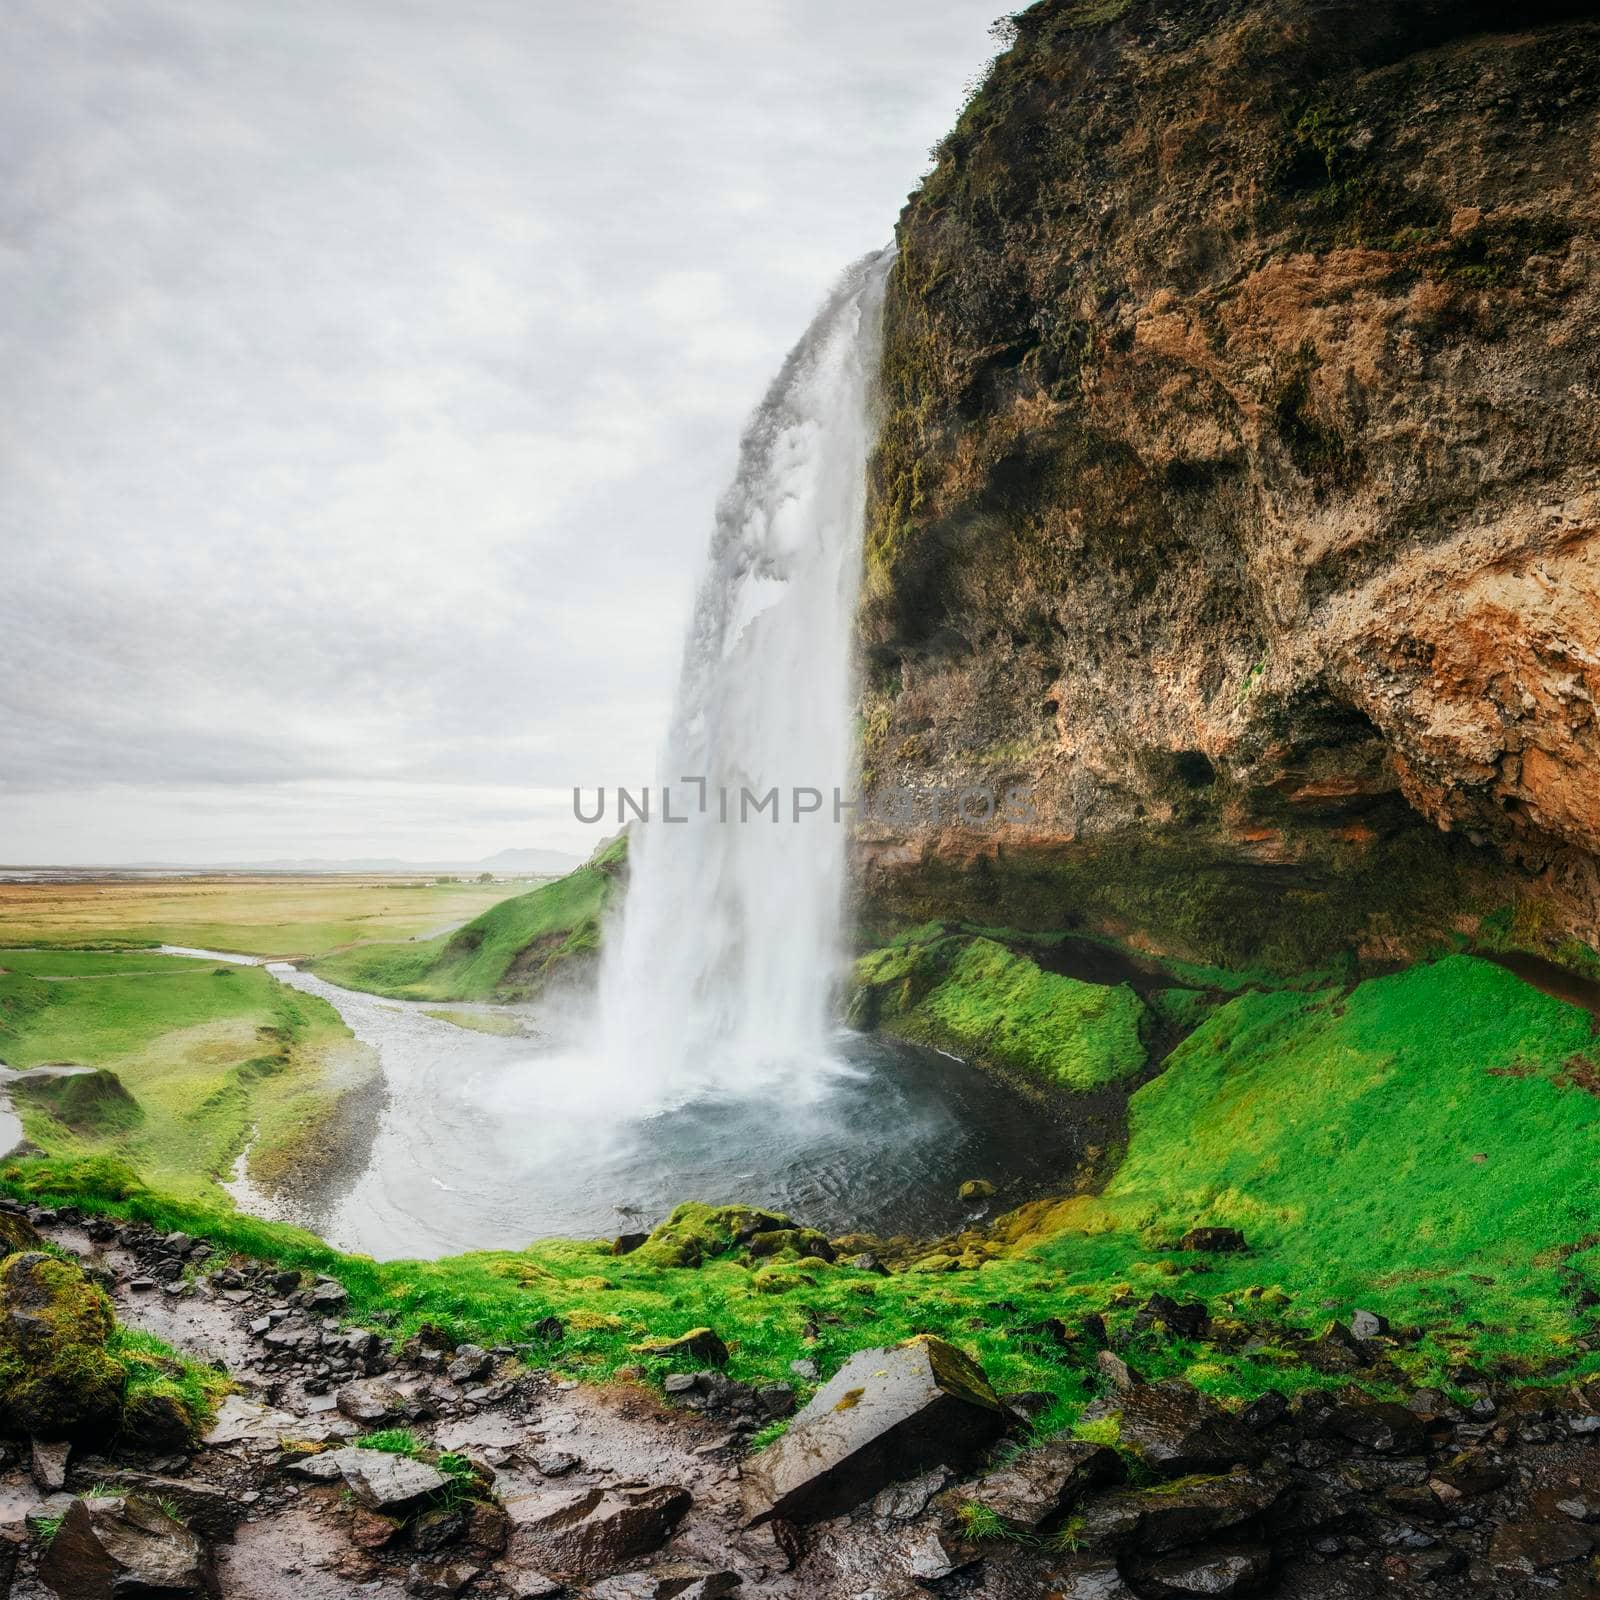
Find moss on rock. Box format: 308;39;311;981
0;1251;124;1437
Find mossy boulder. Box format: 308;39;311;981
0;1250;125;1437
0;1210;44;1257
13;1068;142;1135
631;1202;792;1270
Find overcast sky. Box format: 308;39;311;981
1;0;1000;865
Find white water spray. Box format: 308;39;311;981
596;248;892;1099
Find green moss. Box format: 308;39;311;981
111;1326;230;1441
854;931;1147;1095
0;1251;125;1437
14;1069;143;1136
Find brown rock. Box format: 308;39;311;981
504;1484;692;1579
39;1494;218;1599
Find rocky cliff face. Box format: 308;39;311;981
857;0;1600;967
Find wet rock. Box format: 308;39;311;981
202;1393;305;1447
464;1499;509;1554
347;1507;401;1550
1086;1383;1259;1477
1238;1391;1287;1431
508;1576;564;1599
306;1276;348;1311
39;1493;218;1599
965;1439;1123;1532
410;1505;467;1551
1125;1543;1273;1598
31;1437;70;1491
336;1375;410;1425
505;1484;692;1578
533;1449;581;1477
902;1519;979;1582
629;1327;729;1367
1134;1472;1287;1553
327;1446;452;1511
406;1556;480;1597
123;1388;196;1451
1488;1519;1593;1574
589;1566;741;1599
1044;1558;1136;1598
740;1336;1005;1526
94;1473;246;1542
446;1343;493;1382
1179;1227;1247;1253
1555;1492;1600;1522
1324;1401;1426;1456
958;1179;996;1200
872;1465;950;1521
1349;1309;1390;1340
1134;1294;1208;1338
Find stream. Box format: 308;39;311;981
157;950;1078;1260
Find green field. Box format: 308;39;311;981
0;874;527;958
0;945;365;1200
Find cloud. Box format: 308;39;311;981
0;0;1000;862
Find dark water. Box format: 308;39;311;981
1479;949;1600;1025
265;966;1076;1261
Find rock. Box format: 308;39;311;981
306;1277;348;1311
628;1327;729;1367
1126;1545;1273;1598
446;1343;493;1382
612;1233;648;1256
0;1252;123;1436
871;1466;949;1521
347;1507;401;1550
122;1388;196;1451
39;1493;218;1599
1088;1383;1259;1477
589;1566;741;1599
463;1500;509;1554
1043;1559;1136;1599
31;1437;70;1492
0;1210;46;1254
410;1505;467;1551
741;1335;1005;1526
755;1382;796;1418
1179;1227;1247;1253
508;1576;564;1599
789;1358;820;1381
966;1439;1123;1532
405;1556;480;1597
1134;1293;1208;1338
335;1376;409;1425
1488;1520;1593;1574
532;1449;581;1477
1238;1391;1287;1431
505;1484;691;1579
1349;1308;1390;1339
847;1252;889;1275
1126;1473;1286;1553
326;1446;452;1511
1324;1401;1426;1455
94;1473;245;1542
202;1393;305;1447
958;1179;995;1201
1096;1350;1140;1391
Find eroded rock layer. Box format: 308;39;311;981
858;0;1600;963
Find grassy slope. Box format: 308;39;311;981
10;954;1596;1441
853;928;1149;1093
0;876;526;959
0;948;360;1200
307;845;620;1002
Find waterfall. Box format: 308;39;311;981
596;247;892;1099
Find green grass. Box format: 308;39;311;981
852;929;1148;1094
6;953;1599;1445
0;948;362;1201
307;839;623;1003
110;1324;231;1434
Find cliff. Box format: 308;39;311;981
858;0;1600;969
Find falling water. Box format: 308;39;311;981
596;248;893;1099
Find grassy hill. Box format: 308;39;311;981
305;836;626;1002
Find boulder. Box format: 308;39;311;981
965;1439;1122;1532
505;1484;692;1578
1178;1228;1247;1254
1125;1545;1272;1598
336;1376;410;1425
588;1566;741;1599
1086;1383;1259;1478
1045;1559;1137;1599
741;1336;1006;1526
1349;1308;1390;1340
446;1344;492;1383
307;1277;349;1311
39;1493;218;1599
1125;1473;1286;1553
628;1327;729;1367
313;1446;451;1511
958;1179;996;1201
94;1472;246;1542
0;1252;123;1437
0;1210;45;1255
1323;1401;1426;1456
